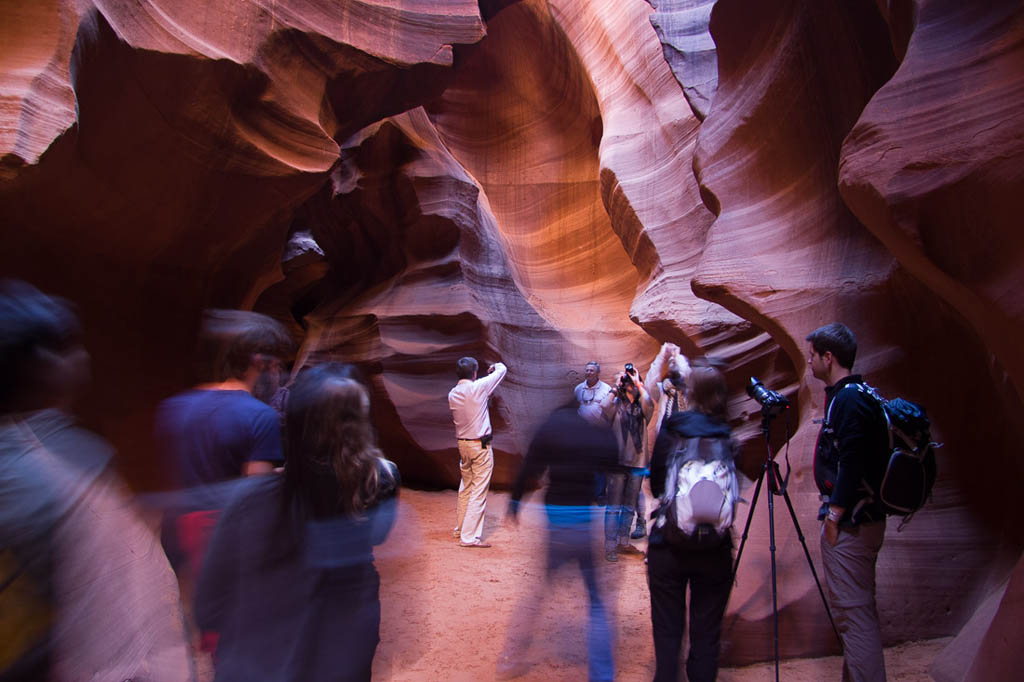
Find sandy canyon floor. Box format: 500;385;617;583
366;489;947;681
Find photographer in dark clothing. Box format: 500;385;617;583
500;405;618;681
807;323;889;682
647;366;736;682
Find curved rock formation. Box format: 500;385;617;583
646;0;718;121
0;0;77;173
839;0;1024;542
2;0;1023;671
0;0;486;488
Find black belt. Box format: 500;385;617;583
458;434;493;446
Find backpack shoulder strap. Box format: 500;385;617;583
824;382;861;427
855;382;893;451
824;382;892;453
825;381;884;423
661;435;692;502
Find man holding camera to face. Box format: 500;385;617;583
599;363;654;561
449;356;508;548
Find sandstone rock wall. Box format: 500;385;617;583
2;0;1022;668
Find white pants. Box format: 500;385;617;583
455;439;494;543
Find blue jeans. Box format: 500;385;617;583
501;506;613;682
604;468;643;551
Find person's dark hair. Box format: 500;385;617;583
283;365;385;520
687;366;729;420
806;323;857;370
456;357;478;380
196;309;295;382
290;360;366;389
0;280;81;413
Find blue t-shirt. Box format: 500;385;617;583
156;389;284;487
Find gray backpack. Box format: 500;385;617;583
656;436;738;546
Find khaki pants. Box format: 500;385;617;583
455;439;494;543
821;520;887;682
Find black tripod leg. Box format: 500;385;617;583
766;469;780;682
779;488;843;646
732;467;765;579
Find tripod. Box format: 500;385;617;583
731;410;841;682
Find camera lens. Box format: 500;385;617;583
746;377;768;401
747;377;789;418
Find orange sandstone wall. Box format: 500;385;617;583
2;0;1022;669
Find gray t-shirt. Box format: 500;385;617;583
574;380;612;427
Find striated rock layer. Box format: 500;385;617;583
646;0;718;121
839;0;1024;543
0;0;487;487
2;0;1023;670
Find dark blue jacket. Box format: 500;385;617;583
814;375;888;525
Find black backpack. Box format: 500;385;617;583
825;383;939;528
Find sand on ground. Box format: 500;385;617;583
372;488;947;681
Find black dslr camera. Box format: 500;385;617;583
746;377;789;418
617;363;637;398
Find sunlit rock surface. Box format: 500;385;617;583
1;0;1022;670
646;0;718;121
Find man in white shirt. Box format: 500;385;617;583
574;361;613;509
574;361;613;427
448;356;508;547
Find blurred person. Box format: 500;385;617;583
0;280;191;681
448;356;507;547
157;308;295;489
195;366;399;682
645;344;690;438
269;361;368;431
807;323;889;682
629;344;689;541
598;363;653;561
155;308;294;654
500;403;618;681
647;365;737;682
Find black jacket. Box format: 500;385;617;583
813;375;888;525
509;406;618;509
650;410;733;499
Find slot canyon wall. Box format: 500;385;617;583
2;0;1022;674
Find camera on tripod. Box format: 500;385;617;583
735;376;839;682
746;377;789;419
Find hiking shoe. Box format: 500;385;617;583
459;540;492;548
605;550;618;562
630;524;647;540
618;543;645;557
